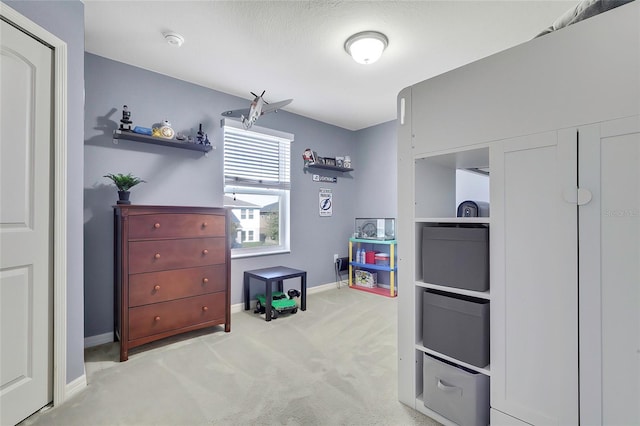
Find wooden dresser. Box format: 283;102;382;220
114;205;230;361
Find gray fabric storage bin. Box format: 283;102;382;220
423;354;489;426
422;225;489;291
423;289;489;367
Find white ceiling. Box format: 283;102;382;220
83;0;574;131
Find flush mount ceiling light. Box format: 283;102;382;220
344;31;388;65
163;32;185;47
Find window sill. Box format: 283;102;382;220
231;249;291;259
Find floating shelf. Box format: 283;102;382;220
307;163;353;172
113;130;213;154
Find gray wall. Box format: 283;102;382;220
84;53;360;338
353;121;398;219
4;0;86;384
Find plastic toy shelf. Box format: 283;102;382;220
307;163;353;172
348;238;397;298
350;284;397;298
113;130;213;154
350;261;397;272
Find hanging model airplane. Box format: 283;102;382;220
221;91;293;129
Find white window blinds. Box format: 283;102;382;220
223;121;292;190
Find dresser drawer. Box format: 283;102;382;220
128;293;225;340
129;265;227;307
128;214;225;240
128;237;225;274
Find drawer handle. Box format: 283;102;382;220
202;249;209;255
202;222;208;228
202;306;208;312
154;285;161;291
154;253;161;259
154;223;161;229
202;277;209;283
154;316;161;321
437;379;461;395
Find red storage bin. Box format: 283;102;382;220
365;251;377;264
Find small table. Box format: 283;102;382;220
243;266;307;322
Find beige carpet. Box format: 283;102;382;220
23;287;439;426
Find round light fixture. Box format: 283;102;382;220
344;31;388;65
163;32;185;47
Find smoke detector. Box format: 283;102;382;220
163;32;184;47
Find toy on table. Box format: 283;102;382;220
254;289;300;319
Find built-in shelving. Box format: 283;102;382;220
399;141;492;422
113;130;213;154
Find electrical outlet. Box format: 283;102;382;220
333;253;339;263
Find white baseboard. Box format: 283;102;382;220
230;280;342;313
64;369;86;400
84;331;113;348
86;282;344;339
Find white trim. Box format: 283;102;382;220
84;332;114;349
0;3;68;406
63;371;86;400
230;281;339;313
221;117;294;141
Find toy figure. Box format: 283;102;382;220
302;148;316;165
203;133;211;146
196;123;204;144
120;105;133;131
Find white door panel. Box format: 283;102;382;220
0;19;53;426
600;130;639;425
579;118;640;426
491;131;578;425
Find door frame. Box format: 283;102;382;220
0;3;68;406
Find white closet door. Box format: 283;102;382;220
579;116;640;425
0;19;53;425
490;131;578;425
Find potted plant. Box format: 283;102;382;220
103;172;146;205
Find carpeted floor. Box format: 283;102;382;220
22;287;439;426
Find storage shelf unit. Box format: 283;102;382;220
307;163;353;172
113;129;213;154
398;140;491;423
348;238;397;297
398;5;639;425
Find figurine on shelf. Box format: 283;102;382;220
203;133;211;146
119;105;133;131
302;148;316;166
343;156;351;168
158;120;175;139
196;123;205;144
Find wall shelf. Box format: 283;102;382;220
307;163;353;172
113;130;213;154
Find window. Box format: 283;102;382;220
223;119;293;257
